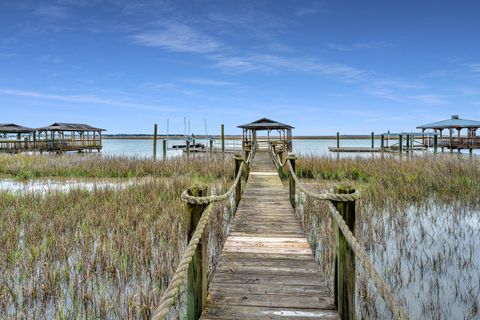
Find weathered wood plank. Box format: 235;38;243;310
200;151;338;319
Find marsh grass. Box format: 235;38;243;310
0;154;235;319
0;153;231;179
296;154;480;319
298;154;480;206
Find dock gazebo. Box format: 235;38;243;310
36;123;106;153
0;124;35;152
417;115;480;151
238;118;294;152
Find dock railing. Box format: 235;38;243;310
0;139;102;153
269;145;409;320
152;144;256;320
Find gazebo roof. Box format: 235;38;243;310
0;123;34;133
238;118;294;130
36;123;105;132
417;115;480;130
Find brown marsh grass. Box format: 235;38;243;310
296;154;480;319
0;154;235;319
0;153;232;179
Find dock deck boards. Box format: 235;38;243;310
201;151;339;320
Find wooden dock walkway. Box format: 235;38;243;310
201;151;339;319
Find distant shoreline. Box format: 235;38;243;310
103;134;422;140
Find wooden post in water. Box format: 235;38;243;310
333;185;356;320
163;139;167;159
153;123;158;160
185;186;207;319
406;133;410;152
186;140;190;157
398;134;403;153
380;134;384;150
371;132;374;148
221;124;225;154
209;139;213;154
337;132;340;148
234;155;243;207
433;133;438;154
288;155;297;208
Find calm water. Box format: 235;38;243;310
101;138;480;158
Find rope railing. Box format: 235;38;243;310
152;203;214;319
152;143;256;320
272;149;409;320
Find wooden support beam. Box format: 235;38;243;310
398;134;403;153
163;139;167;160
288;155;297;208
185;186;207;320
333;185;356;320
153;123;158;160
221;124;225;154
234;155;243;207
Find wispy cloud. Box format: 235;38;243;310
0;89;179;111
211;53;369;81
182;78;236;86
367;88;449;105
466;64;480;73
34;5;69;20
39;54;63;63
132;21;222;53
326;41;393;51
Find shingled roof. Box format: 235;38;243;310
36;123;105;132
0;123;34;133
417;115;480;130
238;118;294;130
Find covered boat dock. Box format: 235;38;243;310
0;122;105;153
417;115;480;151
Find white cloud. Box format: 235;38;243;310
326;41;393;51
0;89;179;111
34;5;69;20
182;78;236;86
39;54;63;63
467;64;480;73
132;21;222;53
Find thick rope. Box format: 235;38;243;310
181;147;256;205
283;156;409;320
153;148;257;319
287;161;360;202
152;203;214;320
325;202;409;320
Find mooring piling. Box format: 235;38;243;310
221;124;225;154
333;185;356;320
153;123;158;160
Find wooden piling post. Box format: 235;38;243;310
333;185;356;320
209;139;213;154
221;124;225;154
406;134;410;152
337;132;340;148
380;134;384;150
186;140;190;156
288;155;297;208
153;123;158;160
433;133;438;154
371;132;374;148
398;134;403;153
163;139;167;159
185;186;208;319
234;155;243;207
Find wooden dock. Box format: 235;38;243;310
201;151;339;319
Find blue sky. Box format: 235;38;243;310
1;0;479;134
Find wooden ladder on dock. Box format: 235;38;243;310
200;151;339;319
